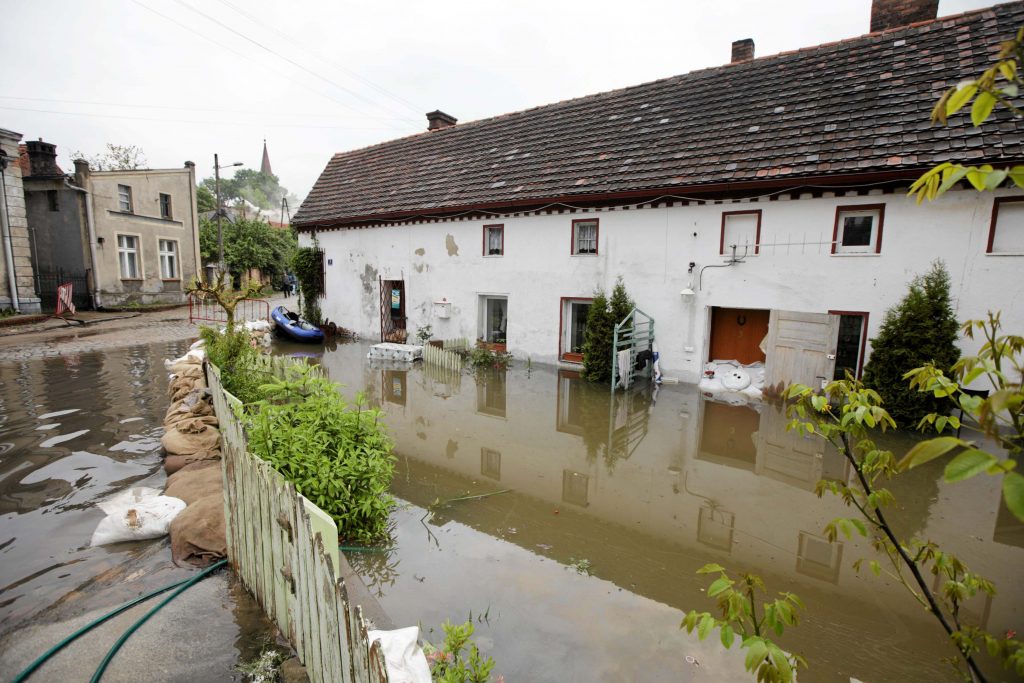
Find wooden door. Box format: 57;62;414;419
708;307;770;363
763;310;838;393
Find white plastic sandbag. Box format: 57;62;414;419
366;626;432;683
90;487;187;546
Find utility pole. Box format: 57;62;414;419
213;154;243;277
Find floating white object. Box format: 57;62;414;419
367;626;432;683
90;487;186;546
367;343;423;363
721;367;752;391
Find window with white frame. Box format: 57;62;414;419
832;205;884;254
572;219;598;255
988;198;1024;254
159;239;179;279
479;295;508;344
721;210;761;256
159;193;173;219
117;234;140;279
117;184;133;212
484;224;504;256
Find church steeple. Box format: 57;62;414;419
260;139;272;176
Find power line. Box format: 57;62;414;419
213;0;422;115
0;95;411;121
0;105;406;130
129;0;418;128
171;0;417;122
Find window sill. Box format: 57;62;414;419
985;252;1024;256
482;254;504;258
120;278;143;282
571;253;599;257
161;278;181;282
830;252;881;257
561;353;583;364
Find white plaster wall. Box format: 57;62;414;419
305;187;1023;383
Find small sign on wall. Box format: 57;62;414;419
327;258;333;265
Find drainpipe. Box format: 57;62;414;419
0;151;20;312
69;159;101;309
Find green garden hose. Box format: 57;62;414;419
89;559;227;683
11;559;226;683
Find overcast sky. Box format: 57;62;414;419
0;0;997;209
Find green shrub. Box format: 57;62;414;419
582;277;633;384
863;260;960;427
468;347;512;370
199;325;266;404
292;245;324;326
425;619;497;683
247;364;396;544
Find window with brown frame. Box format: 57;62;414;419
571;218;598;255
483;224;504;256
988;197;1024;254
720;209;761;256
832;204;884;254
159;193;173;219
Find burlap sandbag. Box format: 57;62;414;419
164;452;221;475
164;400;215;430
161;415;221;456
167;358;202;375
165;461;222;505
169;375;207;402
170;491;226;567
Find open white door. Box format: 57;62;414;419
764;310;839;393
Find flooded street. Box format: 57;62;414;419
313;341;1023;683
0;340;276;681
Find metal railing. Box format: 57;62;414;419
188;295;270;325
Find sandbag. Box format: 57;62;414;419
164;393;215;429
165;462;223;505
161;415;221;456
164;348;206;371
91;487;186;546
169;365;204;381
170;491;226;567
164;452;221;475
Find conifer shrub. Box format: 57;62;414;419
582;278;634;384
862;260;960;427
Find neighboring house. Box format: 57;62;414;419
0;128;42;313
293;0;1024;386
19;140;200;308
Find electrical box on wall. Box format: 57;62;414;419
433;299;451;319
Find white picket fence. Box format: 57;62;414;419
208;363;389;683
423;342;464;372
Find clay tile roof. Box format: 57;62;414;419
294;1;1024;228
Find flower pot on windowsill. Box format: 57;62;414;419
476;339;507;353
429;340;443;348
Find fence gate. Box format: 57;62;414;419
379;278;407;343
188;295;270;325
34;269;91;311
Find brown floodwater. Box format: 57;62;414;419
0;341;276;678
305;341;1023;683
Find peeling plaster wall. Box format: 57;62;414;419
305;187;1023;383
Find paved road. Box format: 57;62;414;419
0;293;288;361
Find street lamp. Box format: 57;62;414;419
214;154;243;276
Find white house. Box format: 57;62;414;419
293;0;1024;386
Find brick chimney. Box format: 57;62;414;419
426;110;457;131
24;139;62;177
870;0;938;32
731;39;755;63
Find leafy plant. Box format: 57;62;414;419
785;379;1023;681
468;347;512;370
292;245;324;326
862;260;960;426
425;619;497;683
902;312;1024;521
682;565;806;683
247;363;396;544
234;648;284;683
198;217;297;289
199;325;266;404
186;270;263;331
415;325;433;344
567;558;592;576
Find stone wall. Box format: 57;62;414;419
0;128;41;313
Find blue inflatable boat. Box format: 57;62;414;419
271;306;325;343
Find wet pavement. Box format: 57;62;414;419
0;339;278;682
307;341;1024;683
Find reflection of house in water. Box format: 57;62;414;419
475;371;506;418
556;369;653;467
698;400;847;490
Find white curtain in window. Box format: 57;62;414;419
488;228;502;254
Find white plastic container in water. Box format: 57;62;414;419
721;367;752;391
